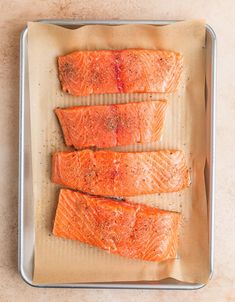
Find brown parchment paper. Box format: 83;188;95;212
28;20;209;284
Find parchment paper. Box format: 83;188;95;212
28;20;209;284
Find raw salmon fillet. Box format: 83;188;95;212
52;149;190;197
55;100;167;149
53;189;181;262
58;49;183;96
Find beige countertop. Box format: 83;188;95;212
0;0;234;301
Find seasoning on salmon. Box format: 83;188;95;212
58;49;183;96
52;149;190;197
53;189;181;262
55;100;167;149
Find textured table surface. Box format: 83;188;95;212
0;0;234;301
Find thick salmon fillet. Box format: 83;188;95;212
52;150;190;196
53;189;181;262
55;100;167;149
58;49;183;96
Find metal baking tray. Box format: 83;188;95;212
18;20;216;289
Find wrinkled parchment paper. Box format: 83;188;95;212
28;20;209;284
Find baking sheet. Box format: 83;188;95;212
27;20;209;284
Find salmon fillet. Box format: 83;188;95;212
55;100;167;149
58;49;183;96
53;189;181;262
52;150;190;196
